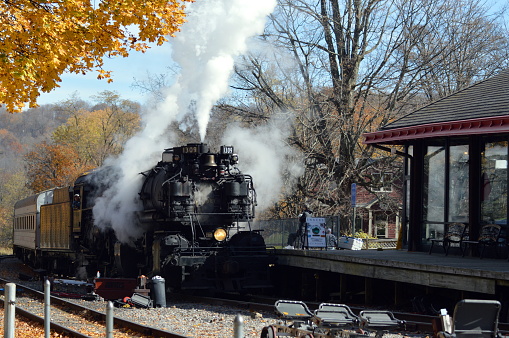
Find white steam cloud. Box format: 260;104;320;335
173;0;277;141
222;116;304;211
92;0;277;243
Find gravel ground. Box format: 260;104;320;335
0;257;430;337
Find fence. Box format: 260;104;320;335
2;281;246;338
251;216;397;250
252;216;341;248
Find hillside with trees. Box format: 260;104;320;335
0;91;140;247
1;0;508;247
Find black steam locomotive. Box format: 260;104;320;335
13;143;274;292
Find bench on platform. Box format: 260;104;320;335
429;223;468;256
461;224;502;258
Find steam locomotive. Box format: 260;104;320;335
13;143;274;292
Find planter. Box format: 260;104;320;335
337;236;363;250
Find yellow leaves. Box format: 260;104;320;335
0;0;193;112
96;69;112;81
52;93;141;168
23;91;141;192
24;142;94;192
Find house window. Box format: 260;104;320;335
372;172;393;192
375;214;388;238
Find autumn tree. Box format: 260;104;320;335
0;171;31;248
24;142;91;192
0;129;22;154
52;91;141;167
228;0;509;219
0;0;191;112
23;91;140;192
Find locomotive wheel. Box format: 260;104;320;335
260;325;277;338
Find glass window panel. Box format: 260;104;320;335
423;145;446;223
423;145;446;241
481;141;508;226
383;173;393;192
405;146;412;243
448;145;469;222
372;172;393;192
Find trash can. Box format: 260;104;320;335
151;276;166;308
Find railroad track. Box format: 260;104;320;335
0;277;187;338
0;256;278;338
176;294;434;333
178;293;509;336
2;252;507;337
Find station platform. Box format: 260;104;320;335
273;248;509;312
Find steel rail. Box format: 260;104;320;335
0;297;92;338
0;277;187;338
178;293;509;335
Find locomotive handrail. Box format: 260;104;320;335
185;212;254;215
161;169;182;187
177;246;274;256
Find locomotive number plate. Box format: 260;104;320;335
221;146;234;154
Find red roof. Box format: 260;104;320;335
364;115;509;145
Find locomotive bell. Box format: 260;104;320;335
202;154;217;167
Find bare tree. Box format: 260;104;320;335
228;0;509;220
400;0;509;100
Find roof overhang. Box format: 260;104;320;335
364;115;509;145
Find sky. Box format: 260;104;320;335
36;42;175;106
34;0;508;108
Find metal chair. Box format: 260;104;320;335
429;223;468;256
437;299;502;337
461;224;501;258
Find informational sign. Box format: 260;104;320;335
305;217;326;248
351;183;357;207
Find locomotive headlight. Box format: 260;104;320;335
213;228;227;242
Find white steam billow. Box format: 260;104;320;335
173;0;277;141
222;116;304;211
92;0;277;243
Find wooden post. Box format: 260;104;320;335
365;277;373;305
394;281;403;307
340;274;347;301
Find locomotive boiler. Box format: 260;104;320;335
13;143;274;292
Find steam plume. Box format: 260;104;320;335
92;0;277;242
222;116;304;211
173;0;277;141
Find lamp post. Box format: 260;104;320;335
351;183;357;235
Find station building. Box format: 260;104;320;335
364;69;509;252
